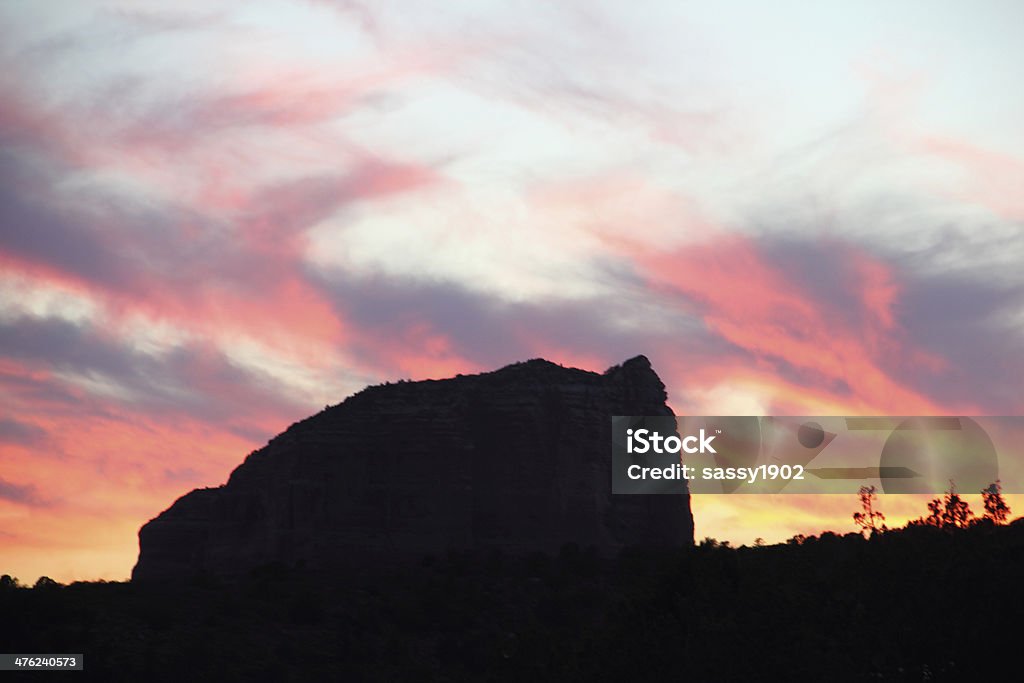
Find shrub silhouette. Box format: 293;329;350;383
982;480;1011;524
852;485;886;537
920;480;974;529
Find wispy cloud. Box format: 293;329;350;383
0;476;51;507
0;417;49;447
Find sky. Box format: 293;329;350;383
1;0;1023;582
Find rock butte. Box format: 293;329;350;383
132;355;693;580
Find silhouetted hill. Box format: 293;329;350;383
133;355;692;580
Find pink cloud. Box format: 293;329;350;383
616;234;962;414
921;135;1024;220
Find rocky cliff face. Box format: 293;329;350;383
132;356;693;580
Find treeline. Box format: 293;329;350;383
5;514;1024;681
2;482;1021;681
851;479;1012;538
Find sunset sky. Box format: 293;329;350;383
2;1;1023;582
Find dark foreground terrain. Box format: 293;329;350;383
4;520;1022;682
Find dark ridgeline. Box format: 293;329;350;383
132;355;693;580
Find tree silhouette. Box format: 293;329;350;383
924;480;974;529
853;485;886;537
981;480;1011;524
925;497;944;527
942;481;973;528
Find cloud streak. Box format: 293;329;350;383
0;476;50;507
